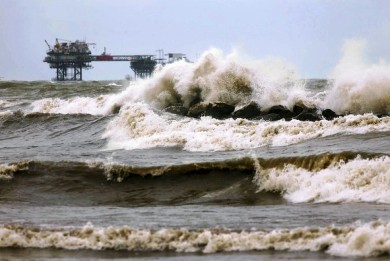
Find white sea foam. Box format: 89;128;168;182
254;156;390;203
0;163;28;181
327;221;390;257
103;103;390;151
0;221;389;257
30;96;115;115
0;110;13;118
106;82;121;87
0;100;13;109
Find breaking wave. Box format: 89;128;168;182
134;48;307;110
254;155;390;204
0;162;28;181
0;221;389;257
31;96;117;115
2;153;389;205
103;103;390;151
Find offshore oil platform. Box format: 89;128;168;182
43;39;188;81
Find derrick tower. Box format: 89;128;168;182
43;39;95;81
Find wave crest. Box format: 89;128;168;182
0;221;389;257
104;103;390;151
254;156;390;203
0;162;29;181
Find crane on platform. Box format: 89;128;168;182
44;40;52;50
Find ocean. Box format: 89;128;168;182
1;50;390;260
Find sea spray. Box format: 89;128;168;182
325;39;390;115
137;48;307;110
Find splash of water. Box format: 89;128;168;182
254;155;390;204
325;39;390;115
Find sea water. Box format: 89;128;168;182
0;48;390;260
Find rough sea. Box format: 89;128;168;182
1;49;390;260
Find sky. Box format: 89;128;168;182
0;0;389;81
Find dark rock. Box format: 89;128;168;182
268;105;290;115
377;114;389;118
232;102;262;119
189;96;202;108
292;105;304;116
259;113;285;121
187;102;211;118
205;102;235;119
163;105;188;116
322;109;338;120
293;104;317;116
294;112;322;122
111;104;121;114
265;105;294;120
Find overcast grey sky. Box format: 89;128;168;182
0;0;389;81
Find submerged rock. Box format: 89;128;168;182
188;102;234;119
187;102;212;118
205;103;235;119
377;113;389;118
292;104;317;116
163;105;188;116
232;102;262;119
111;104;121;114
183;102;351;123
294;112;322;122
258;113;285;121
263;105;294;121
322;109;339;120
268;105;290;115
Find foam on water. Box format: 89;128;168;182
0;221;389;257
0;100;13;109
0;162;28;181
254;156;390;203
103;103;390;151
0;110;13;118
30;96;115;115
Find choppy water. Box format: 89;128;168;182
1;50;390;260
